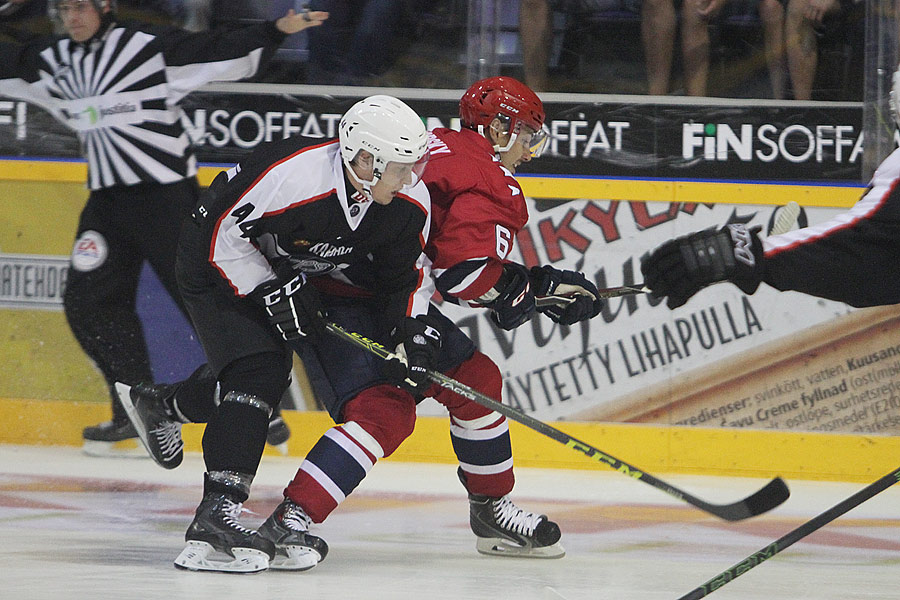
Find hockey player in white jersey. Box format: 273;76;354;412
0;0;326;453
640;65;900;309
118;95;436;572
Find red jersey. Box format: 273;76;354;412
423;127;529;302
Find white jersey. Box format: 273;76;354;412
196;137;434;324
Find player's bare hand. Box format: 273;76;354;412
276;9;329;34
803;0;838;24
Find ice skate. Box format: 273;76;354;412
115;382;184;469
468;493;565;558
266;414;291;456
257;498;328;571
174;492;275;573
81;419;143;457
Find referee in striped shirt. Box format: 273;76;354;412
0;0;326;451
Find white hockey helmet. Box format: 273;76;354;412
339;95;429;190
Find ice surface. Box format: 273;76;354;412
2;445;898;600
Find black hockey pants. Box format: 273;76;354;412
63;177;200;421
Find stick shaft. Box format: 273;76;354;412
323;321;788;521
535;284;650;308
676;467;900;600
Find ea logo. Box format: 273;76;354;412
71;230;108;272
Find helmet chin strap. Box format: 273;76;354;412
345;160;380;202
479;123;518;155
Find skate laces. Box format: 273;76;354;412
220;499;257;534
150;420;183;459
281;502;312;532
492;496;543;536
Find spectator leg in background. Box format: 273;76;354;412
759;0;788;98
642;0;677;94
785;0;839;100
346;0;404;84
680;0;712;96
519;0;553;91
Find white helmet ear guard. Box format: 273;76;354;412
891;66;900;131
339;95;428;188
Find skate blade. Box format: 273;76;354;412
475;537;566;559
269;546;321;571
174;541;269;573
115;383;153;456
269;442;289;456
81;439;146;458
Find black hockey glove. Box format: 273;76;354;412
249;274;324;342
486;262;536;330
640;223;765;309
386;315;443;394
530;265;603;325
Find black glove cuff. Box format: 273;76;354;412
528;265;556;297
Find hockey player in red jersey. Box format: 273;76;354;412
408;77;605;558
425;76;603;329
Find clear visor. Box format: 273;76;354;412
515;122;549;158
493;117;549;158
377;151;429;189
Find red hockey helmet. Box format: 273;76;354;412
459;76;547;157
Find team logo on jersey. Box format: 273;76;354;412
286;257;335;275
292;239;311;247
349;204;360;217
309;242;352;258
71;230;108;272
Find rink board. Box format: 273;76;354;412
0;396;898;483
0;158;864;207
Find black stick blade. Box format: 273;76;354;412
714;477;790;521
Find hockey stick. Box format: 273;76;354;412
675;466;900;600
537;203;800;312
535;283;650;308
323;320;790;521
537;205;800;312
768;201;801;236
